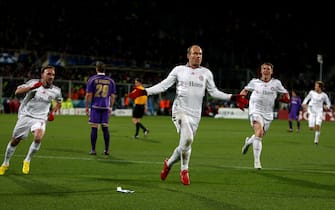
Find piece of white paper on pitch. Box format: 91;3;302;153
117;186;135;193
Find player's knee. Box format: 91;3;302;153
180;137;193;151
34;138;42;144
180;146;191;153
255;129;264;138
187;136;194;145
11;138;21;146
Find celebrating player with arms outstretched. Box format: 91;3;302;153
129;44;248;185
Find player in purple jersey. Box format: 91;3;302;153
288;90;302;132
85;61;116;155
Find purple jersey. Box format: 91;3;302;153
289;96;301;120
86;73;116;109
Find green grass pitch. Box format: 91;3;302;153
0;114;335;209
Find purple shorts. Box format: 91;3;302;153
89;108;110;124
289;111;299;120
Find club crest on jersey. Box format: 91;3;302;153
199;75;204;81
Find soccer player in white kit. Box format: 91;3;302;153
240;63;290;169
0;65;62;175
301;81;331;145
129;45;248;185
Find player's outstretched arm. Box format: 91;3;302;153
30;82;43;90
15;81;43;95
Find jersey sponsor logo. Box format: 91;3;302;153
255;89;275;95
178;80;204;88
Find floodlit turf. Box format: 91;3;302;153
0;114;335;209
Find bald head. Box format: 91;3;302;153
187;45;202;69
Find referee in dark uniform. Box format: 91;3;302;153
130;78;149;139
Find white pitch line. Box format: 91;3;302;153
3;154;335;175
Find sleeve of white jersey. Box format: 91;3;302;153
56;89;63;103
302;91;312;105
206;70;231;100
17;79;39;89
276;79;288;94
146;68;178;95
324;93;331;109
244;78;257;91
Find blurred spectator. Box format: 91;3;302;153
2;98;10;113
61;95;74;109
8;98;20;113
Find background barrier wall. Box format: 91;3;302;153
58;108;133;116
278;110;335;121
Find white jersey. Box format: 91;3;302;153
302;90;331;114
245;78;288;121
146;64;232;118
18;79;63;120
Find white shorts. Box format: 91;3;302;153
308;112;323;127
172;111;200;135
249;113;272;133
12;115;46;139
